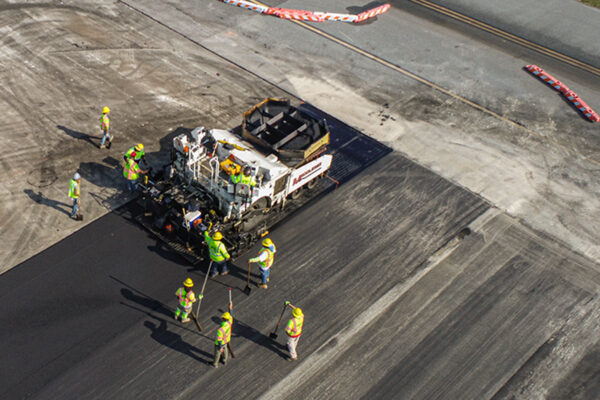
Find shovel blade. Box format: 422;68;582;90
269;332;278;339
243;285;252;295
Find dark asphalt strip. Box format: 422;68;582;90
0;203;194;400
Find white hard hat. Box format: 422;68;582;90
73;172;81;180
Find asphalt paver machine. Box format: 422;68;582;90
138;98;333;263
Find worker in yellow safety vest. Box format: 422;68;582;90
204;231;230;277
68;172;83;221
123;156;148;192
285;302;304;361
99;106;112;149
231;166;256;186
174;278;201;323
212;301;233;368
248;238;276;289
124;143;145;163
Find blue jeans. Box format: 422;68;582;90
100;129;112;146
126;178;138;192
260;268;270;284
70;198;80;218
210;260;229;276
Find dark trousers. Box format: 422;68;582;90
210;260;229;276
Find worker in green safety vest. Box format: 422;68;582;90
124;143;145;163
204;231;230;277
123;157;148;192
212;301;233;368
231;166;256;186
284;302;304;361
174;278;201;323
99;106;112;149
68;172;83;221
248;238;276;289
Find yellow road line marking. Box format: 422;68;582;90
411;0;600;77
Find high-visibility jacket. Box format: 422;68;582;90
249;245;276;270
125;146;144;161
100;113;110;131
204;231;230;262
68;179;80;199
123;158;140;180
215;319;232;347
285;315;304;338
175;287;196;308
231;173;255;186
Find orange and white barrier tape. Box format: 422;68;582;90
526;64;599;122
218;0;391;23
219;0;269;13
355;4;391;23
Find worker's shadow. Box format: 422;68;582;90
78;161;125;190
147;240;193;268
111;275;177;320
120;288;174;320
144;315;212;364
23;189;71;216
57;125;101;148
231;317;288;359
227;261;261;284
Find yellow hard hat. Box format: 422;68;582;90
222;312;232;321
136;143;144;151
213;232;223;240
262;238;273;247
293;307;303;317
102;106;110;114
183;278;194;287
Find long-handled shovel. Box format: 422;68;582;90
190;310;202;332
243;261;252;295
227;287;236;358
192;260;213;332
269;302;289;339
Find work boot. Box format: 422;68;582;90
181;317;191;323
267;277;270;283
259;283;268;289
221;270;229;276
99;144;106;149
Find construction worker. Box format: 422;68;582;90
124;143;145;163
212;301;233;368
204;230;230;277
68;172;83;221
123;156;148;192
99;106;112;149
174;278;201;323
285;302;304;361
248;238;276;289
231;166;256;186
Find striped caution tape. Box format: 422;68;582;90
526;65;599;122
219;0;269;13
355;4;391;23
218;0;390;23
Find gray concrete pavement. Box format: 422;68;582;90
430;0;600;67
